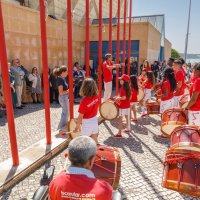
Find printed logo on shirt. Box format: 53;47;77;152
87;98;98;108
61;191;96;199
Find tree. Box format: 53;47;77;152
171;48;180;59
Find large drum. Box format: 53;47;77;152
68;118;80;139
146;100;160;115
161;108;187;137
137;88;144;102
162;148;200;197
100;98;120;120
92;145;121;190
170;125;200;151
179;94;190;108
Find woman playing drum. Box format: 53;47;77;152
185;63;200;126
157;67;176;114
73;78;99;143
140;71;155;117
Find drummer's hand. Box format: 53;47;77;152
73;126;79;133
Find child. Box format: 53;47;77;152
54;65;69;134
138;69;147;88
141;71;155;117
74;78;99;143
114;74;131;138
157;67;176;114
130;75;139;122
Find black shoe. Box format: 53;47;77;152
16;106;23;109
33;101;37;104
37;101;41;104
21;104;26;107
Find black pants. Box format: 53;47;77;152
50;88;59;103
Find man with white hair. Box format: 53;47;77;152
49;136;112;200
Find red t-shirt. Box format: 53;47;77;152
131;88;138;102
181;67;186;77
78;96;99;119
144;79;152;89
119;87;130;109
49;172;112;200
175;70;185;96
103;61;113;83
190;73;196;84
161;80;174;101
189;77;200;111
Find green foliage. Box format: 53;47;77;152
171;48;180;59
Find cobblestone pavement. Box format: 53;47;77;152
0;104;199;200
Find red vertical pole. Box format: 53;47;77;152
39;0;51;144
98;0;102;105
67;0;74;119
127;0;132;75
116;0;120;96
0;2;19;165
122;0;127;74
85;0;90;77
108;0;112;53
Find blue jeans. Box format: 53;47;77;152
58;94;69;131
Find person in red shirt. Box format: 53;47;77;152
130;75;139;122
141;71;155;117
49;136;113;200
157;67;176;114
103;53;119;101
114;74;131;137
142;60;151;72
185;63;200;126
173;59;186;107
138;69;147;87
74;78;99;143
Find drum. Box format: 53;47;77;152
68;118;80;139
146;100;160;114
92;145;121;190
161;108;187;137
179;94;190;108
170;125;200;151
100;98;120;120
137;88;144;102
162;148;200;197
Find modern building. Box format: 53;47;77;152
2;0;171;73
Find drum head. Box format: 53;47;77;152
161;123;183;137
137;89;144;101
68;119;80;139
100;101;118;120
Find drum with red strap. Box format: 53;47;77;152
100;98;120;120
161;108;187;137
170;125;200;151
162;148;200;197
179;94;190;108
146;100;160;115
92;145;121;190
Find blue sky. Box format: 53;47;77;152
132;0;200;54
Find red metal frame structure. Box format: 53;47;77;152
98;0;103;104
67;0;74;119
115;0;120;95
122;0;127;74
109;0;112;53
39;0;51;144
85;0;90;77
127;0;132;75
0;2;19;165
